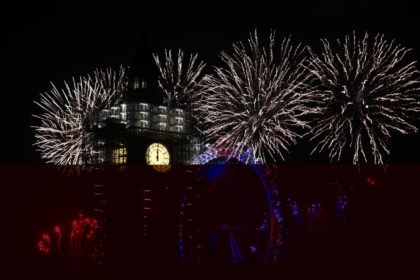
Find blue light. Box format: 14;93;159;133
206;165;225;183
189;144;286;263
179;246;184;250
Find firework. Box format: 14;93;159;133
195;30;318;163
33;67;127;165
153;49;206;111
193;145;261;165
37;214;100;267
307;32;420;164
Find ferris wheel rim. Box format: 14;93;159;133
179;145;285;263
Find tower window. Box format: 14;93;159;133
138;103;150;112
157;114;167;122
141;78;148;89
158;123;167;131
157;106;168;114
138;120;149;128
174;109;184;117
173;125;183;133
112;145;127;164
138;112;149;120
173;117;184;125
133;77;140;89
133;77;148;90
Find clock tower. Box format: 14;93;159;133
88;28;202;264
90;30;201;166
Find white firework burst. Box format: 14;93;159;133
195;30;319;163
153;49;206;110
33;66;127;165
307;32;420;164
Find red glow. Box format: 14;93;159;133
54;226;61;234
38;240;51;255
38;233;52;255
367;177;376;185
37;213;100;265
42;233;50;241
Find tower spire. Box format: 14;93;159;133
127;17;163;105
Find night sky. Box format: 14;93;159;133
3;2;420;276
3;0;420;164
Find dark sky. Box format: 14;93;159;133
3;2;420;274
3;0;420;163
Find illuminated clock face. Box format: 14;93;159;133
145;143;170;166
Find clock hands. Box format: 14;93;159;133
146;143;169;165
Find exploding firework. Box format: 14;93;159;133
153;49;206;111
33;67;127;165
37;214;100;268
307;32;420;164
195;30;318;163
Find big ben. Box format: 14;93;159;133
90;31;201;167
88;30;202;265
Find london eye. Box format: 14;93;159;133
179;146;287;263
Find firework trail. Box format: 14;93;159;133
33;67;127;165
287;198;302;232
37;214;100;267
333;195;348;220
70;214;100;267
153;49;206;111
195;30;318;163
38;233;52;256
307;32;420;164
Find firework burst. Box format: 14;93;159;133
195;30;318;163
33;67;127;165
37;214;100;268
307;32;420;164
153;49;206;111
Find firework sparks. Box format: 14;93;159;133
153;49;206;111
195;30;318;163
307;32;420;164
33;67;127;165
37;214;100;268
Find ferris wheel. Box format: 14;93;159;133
178;146;288;263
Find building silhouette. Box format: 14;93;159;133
87;30;202;268
89;30;201;166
